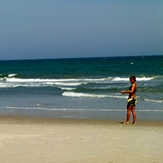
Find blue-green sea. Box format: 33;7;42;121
0;55;163;121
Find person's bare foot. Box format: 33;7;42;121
124;121;129;124
133;122;136;124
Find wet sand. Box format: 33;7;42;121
0;116;163;163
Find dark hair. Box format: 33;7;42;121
130;76;136;81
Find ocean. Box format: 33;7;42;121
0;55;163;121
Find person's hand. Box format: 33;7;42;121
121;90;125;94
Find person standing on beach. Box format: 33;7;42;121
121;76;137;124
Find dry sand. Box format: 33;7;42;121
0;116;163;163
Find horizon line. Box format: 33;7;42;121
0;54;163;62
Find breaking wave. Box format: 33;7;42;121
62;91;127;99
0;75;156;88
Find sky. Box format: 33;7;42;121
0;0;163;60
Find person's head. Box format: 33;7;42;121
129;76;136;83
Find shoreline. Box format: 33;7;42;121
0;114;163;126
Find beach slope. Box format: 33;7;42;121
0;117;163;163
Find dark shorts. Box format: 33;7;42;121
127;98;137;106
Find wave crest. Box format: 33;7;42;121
144;98;163;103
62;91;127;99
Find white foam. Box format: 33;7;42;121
144;98;163;103
60;87;76;90
62;91;127;99
138;109;163;112
112;77;129;81
112;77;154;81
5;106;125;112
137;77;154;81
8;74;17;77
0;76;156;89
54;82;83;86
4;76;155;83
5;106;163;112
3;77;113;83
6;78;53;82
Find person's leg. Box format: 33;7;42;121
131;105;136;124
125;105;132;124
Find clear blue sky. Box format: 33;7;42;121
0;0;163;60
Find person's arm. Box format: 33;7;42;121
121;83;136;94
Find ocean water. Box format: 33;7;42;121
0;55;163;121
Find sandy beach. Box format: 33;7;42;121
0;116;163;163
